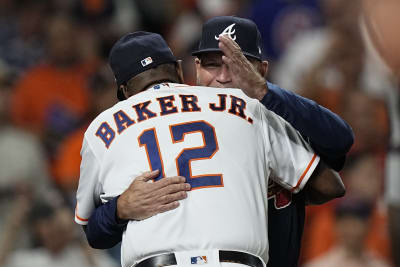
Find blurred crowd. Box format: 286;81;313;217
0;0;398;267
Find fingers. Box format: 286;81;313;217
117;173;191;220
218;35;242;57
135;170;160;183
152;176;188;190
219;35;246;69
157;182;191;196
221;55;231;66
158;201;180;214
218;35;249;76
159;191;188;205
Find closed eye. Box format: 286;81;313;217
201;62;222;68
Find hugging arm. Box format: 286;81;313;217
82;171;190;249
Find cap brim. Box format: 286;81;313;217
192;48;223;56
192;48;262;61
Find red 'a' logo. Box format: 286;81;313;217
267;180;292;209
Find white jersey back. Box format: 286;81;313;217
75;83;319;267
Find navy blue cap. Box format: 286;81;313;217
192;16;263;60
109;31;177;100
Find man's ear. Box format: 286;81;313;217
176;60;185;84
260;60;269;78
120;84;129;99
194;57;202;73
194;58;201;69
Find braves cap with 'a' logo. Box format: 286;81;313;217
192;16;264;60
109;31;177;100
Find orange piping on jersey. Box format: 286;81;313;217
75;204;89;222
291;153;317;192
191;181;224;190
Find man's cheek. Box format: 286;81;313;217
197;70;213;87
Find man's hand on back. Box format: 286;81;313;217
117;170;191;221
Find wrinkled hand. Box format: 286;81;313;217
218;35;268;100
117;170;191;221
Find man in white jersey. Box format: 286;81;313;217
75;31;336;267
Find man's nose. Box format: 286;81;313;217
216;64;232;85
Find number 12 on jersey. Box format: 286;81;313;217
138;120;223;189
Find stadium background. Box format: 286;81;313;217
0;0;398;266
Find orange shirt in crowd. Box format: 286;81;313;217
53;126;86;191
301;201;392;265
11;63;92;136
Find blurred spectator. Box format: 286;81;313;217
248;0;323;61
134;0;179;35
53;64;117;206
11;15;98;158
73;0;115;23
273;0;389;155
305;198;391;267
71;0;137;60
273;0;362;93
0;62;58;264
0;0;50;76
110;0;140;35
0;183;31;266
341;91;388;154
197;0;246;18
3;201;118;267
0;63;51;232
361;1;400;266
301;154;392;264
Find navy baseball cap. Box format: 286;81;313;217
109;31;177;101
192;16;264;61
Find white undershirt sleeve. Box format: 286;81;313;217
75;136;102;225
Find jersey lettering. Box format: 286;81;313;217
113;110;135;134
97;93;253;148
157;95;178;116
138;121;223;189
268;180;292;209
138;128;165;180
133;101;158;122
170;121;223;189
228;95;247;119
179;94;201;112
95;122;116;148
209;94;227;111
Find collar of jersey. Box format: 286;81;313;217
145;83;189;91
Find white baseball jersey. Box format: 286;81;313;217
75;83;320;267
